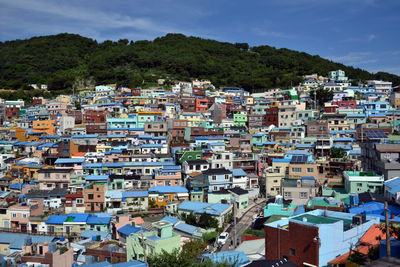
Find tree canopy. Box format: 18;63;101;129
1;33;399;93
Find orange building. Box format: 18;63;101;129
148;186;189;207
15;127;27;141
33;120;56;135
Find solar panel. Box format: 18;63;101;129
365;130;388;140
291;155;307;163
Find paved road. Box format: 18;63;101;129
219;199;266;251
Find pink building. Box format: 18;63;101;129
46;101;68;116
113;215;144;239
104;150;131;163
37;168;74;190
9;201;43;232
154;165;182;186
21;241;74;267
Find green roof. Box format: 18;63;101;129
65;216;75;222
266;215;288;224
308;199;340;207
292;214;353;231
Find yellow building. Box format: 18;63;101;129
33;120;56;135
56;95;71;104
178;113;201;127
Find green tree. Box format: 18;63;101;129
182;212;197;226
198;213;219;229
329;147;347;159
309;89;334;107
347;250;367;265
147;240;233;267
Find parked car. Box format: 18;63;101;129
217;232;229;246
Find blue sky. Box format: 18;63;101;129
1;0;400;74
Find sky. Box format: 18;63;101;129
1;0;400;75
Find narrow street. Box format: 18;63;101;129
219;199;266;251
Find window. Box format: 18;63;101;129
273;180;278;183
292;168;301;172
290;248;296;256
23;214;27;218
212;175;217;181
357;183;362;187
284;192;291;198
300;192;308;198
12;213;16;218
225;175;229;180
88;194;94;200
307;168;314;173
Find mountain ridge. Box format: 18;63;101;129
0;33;399;92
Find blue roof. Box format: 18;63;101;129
385;178;400;195
117;224;148;236
141;144;163;148
87;216;111;225
148;186;188;194
295;144;315;149
160;165;181;171
349;202;400;222
107;134;126;138
55;158;85;164
178;201;231;216
301;176;315;180
333;137;356;142
66;213;90;223
80;230;111;240
230;168;247;177
46;215;68;224
201;251;250;267
272;158;291;163
122;191;149;198
71;134;99;138
0;233;56;250
349;150;361;155
195;136;226;140
106;191;123;199
174;222;198;235
86;175;109;181
9;183;28;190
161;216;182;225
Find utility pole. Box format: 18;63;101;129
234;199;237;248
140;231;147;262
385;201;391;257
314;89;317;110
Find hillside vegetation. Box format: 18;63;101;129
0;33;399;92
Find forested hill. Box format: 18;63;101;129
0;33;399;92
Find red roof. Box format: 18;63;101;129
328;224;394;264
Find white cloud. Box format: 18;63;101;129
367;34;376;41
326;52;377;65
0;0;193;40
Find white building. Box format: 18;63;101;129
367;80;392;94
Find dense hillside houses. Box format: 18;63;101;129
0;71;399;266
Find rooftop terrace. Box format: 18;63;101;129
292;214;353;231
